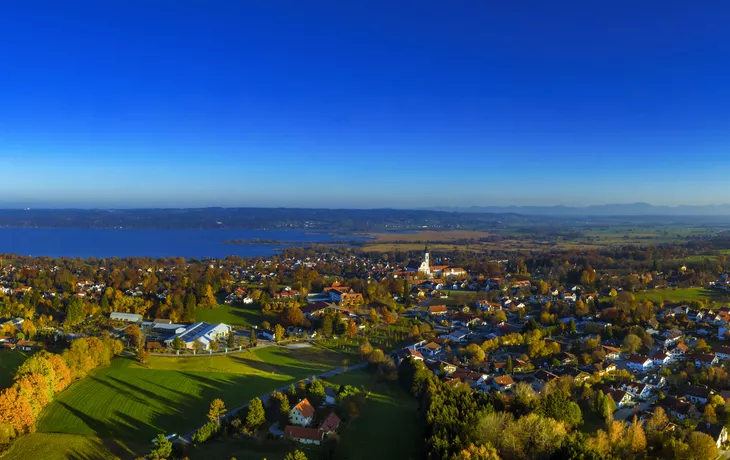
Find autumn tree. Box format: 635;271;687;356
687;431;718;460
274;324;286;342
451;443;501;460
347;320;358;337
284;450;308;460
0;387;35;436
208;398;227;425
126;324;144;348
360;340;373;358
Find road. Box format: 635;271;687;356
613;396;657;422
178;361;367;444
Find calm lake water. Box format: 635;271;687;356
0;228;346;259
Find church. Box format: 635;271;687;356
405;245;467;279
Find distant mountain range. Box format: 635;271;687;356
429;203;730;216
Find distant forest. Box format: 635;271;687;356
1;208;730;232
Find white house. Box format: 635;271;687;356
608;389;632;409
651;351;671;367
163;322;231;350
627;355;653;371
621;382;651;400
290;398;315;427
284;426;324;445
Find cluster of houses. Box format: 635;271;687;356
283;396;341;446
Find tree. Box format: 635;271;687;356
622;334;642;353
307;380;326;407
210;340;220;352
322;315;334;338
245;397;265;433
695;339;710;352
360;340;373;358
149;434;172;460
463;343;486;363
367;349;386;365
274;324;286;342
506;356;513;374
537;389;583;428
228;332;235;349
137;347;151;364
126;324;143;348
347;319;358;337
645;406;668;445
171;336;183;351
569;319;577;334
687;431;718;460
193;339;205;353
0;387;35;436
451;443;500;460
249;329;257;347
410;324;421;339
625;415;646;455
208;398;227;425
284;450;308;460
704;403;717;423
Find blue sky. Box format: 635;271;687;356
2;1;730;208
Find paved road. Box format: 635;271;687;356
178;360;367;443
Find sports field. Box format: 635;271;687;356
5;346;340;458
0;349;33;388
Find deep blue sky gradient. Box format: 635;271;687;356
2;1;730;208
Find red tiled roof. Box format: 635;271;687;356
493;375;515;386
319;412;341;432
285;426;324;441
293;398;315;419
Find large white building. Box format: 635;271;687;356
164;322;231;350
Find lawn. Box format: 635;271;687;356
32;346;339;456
634;287;730;307
196;302;274;327
187;370;423;460
325;371;424;460
0;349;33;388
1;432;145;460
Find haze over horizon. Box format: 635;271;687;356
2;1;730;208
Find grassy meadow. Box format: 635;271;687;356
634;287;730;307
6;346;340;458
326;370;424;460
196;302;274;327
0;349;33;388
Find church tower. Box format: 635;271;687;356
418;244;431;277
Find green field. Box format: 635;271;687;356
634;287;730;307
196;303;274;327
2;432;142;460
326;371;424;460
0;349;33;388
187;370;423;460
16;346;338;457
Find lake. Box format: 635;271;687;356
0;228;349;259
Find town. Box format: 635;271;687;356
2;236;730;459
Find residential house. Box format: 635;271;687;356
428;305;448;316
627;354;653;372
677;385;713;405
652;350;671;367
290;398;315;427
662;330;682;347
714;346;730;361
643;374;667;389
673;342;689;357
284;426;324;445
420;341;443;358
319;412;341;435
621;382;652;400
443;328;471;343
601;345;621;360
660;396;700;421
607;389;633;409
492;375;515;392
695;422;729;448
693;352;719;368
